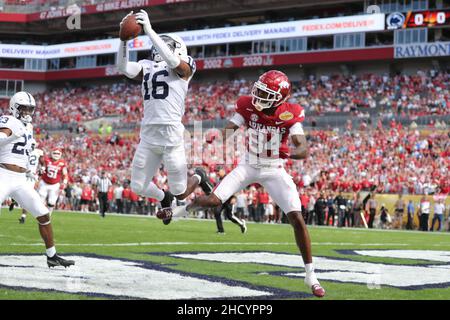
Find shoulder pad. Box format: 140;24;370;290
0;115;25;134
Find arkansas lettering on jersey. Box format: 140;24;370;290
235;96;305;165
42;157;66;185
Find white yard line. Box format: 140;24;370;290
6;242;446;247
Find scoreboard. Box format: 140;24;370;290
387;9;450;29
405;10;450;28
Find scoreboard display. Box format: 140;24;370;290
404;9;450;28
386;9;450;29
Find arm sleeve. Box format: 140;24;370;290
147;29;181;69
117;41;142;78
289;122;305;135
0;131;15;147
229;113;245;127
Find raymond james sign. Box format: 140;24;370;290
395;42;450;58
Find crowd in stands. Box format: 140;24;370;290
1;70;449;129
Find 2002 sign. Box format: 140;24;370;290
203;59;223;69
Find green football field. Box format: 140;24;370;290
0;209;449;300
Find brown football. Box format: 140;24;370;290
119;14;142;41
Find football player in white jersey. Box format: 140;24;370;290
117;10;213;223
14;137;44;224
0;91;74;268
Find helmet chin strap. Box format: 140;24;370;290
21;115;32;124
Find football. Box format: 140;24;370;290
119;14;142;41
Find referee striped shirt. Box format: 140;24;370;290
97;177;112;193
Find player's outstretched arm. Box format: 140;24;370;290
135;10;192;79
117;40;143;81
290;134;309;160
117;12;143;81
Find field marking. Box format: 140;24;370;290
3;207;450;237
5;242;441;247
51;210;450;236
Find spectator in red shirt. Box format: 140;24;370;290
122;182;132;214
257;187;269;223
80;183;94;212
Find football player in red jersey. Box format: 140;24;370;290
165;70;325;298
37;148;68;215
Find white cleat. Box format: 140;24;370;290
304;273;326;298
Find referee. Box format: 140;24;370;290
96;171;112;218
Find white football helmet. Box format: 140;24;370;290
150;33;187;62
9;91;36;124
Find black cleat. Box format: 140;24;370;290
47;254;75;268
240;220;247;234
156;208;173;225
194;167;214;195
157;191;174;225
9;200;17;212
18;217;25;224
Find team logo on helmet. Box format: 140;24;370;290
279;111;293;121
279;81;290;90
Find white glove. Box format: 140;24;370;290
12;125;27;139
26;171;37;182
135;9;152;35
120;11;134;27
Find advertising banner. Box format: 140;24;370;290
395;42;450;58
1;0;190;22
177;13;385;46
0;13;385;60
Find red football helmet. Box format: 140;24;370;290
251;70;291;111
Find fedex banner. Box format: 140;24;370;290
395;42;450;58
177;13;385;46
0;39;120;59
0;14;384;59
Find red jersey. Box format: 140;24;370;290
235;96;305;166
81;186;93;201
258;192;269;204
42;157;67;185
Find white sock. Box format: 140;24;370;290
46;246;56;258
21;213;26;218
305;263;314;274
172;205;189;218
193;174;202;184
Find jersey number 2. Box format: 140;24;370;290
144;70;169;100
12;135;27;155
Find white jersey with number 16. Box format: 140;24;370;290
138;56;196;126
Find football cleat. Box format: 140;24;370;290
47;254;75;268
311;284;326;298
18;217;25;224
156;208;173;224
9;200;17;212
304;275;325;298
240;220;247;234
157;191;174;225
194;167;214;195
